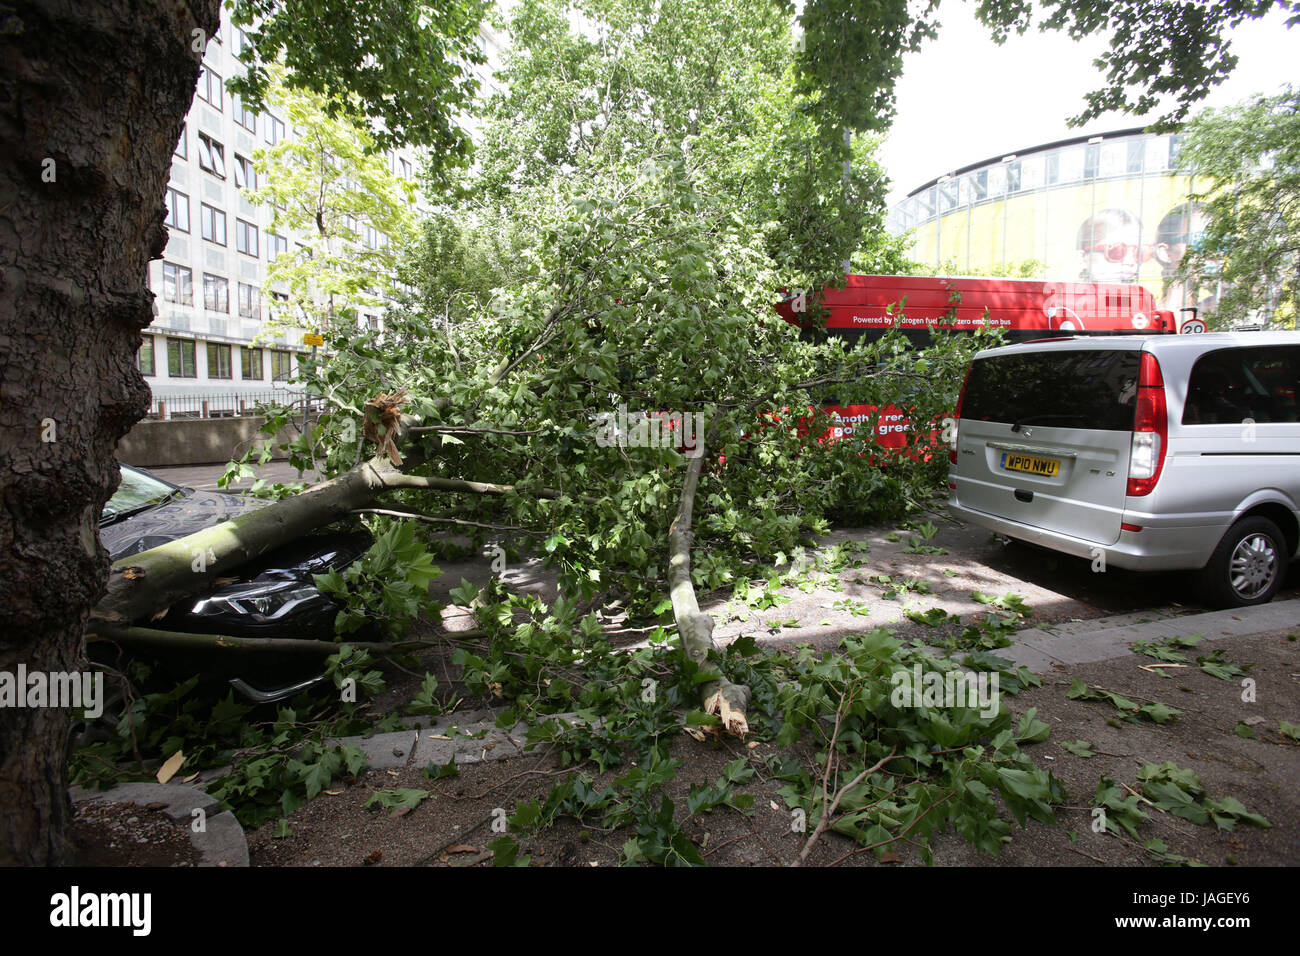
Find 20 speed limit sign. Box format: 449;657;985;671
1180;318;1207;334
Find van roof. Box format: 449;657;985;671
974;330;1300;361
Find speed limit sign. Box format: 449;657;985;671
1180;318;1207;334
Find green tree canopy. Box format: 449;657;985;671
226;0;489;166
1178;85;1300;326
247;67;419;338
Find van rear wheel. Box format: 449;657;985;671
1196;517;1285;608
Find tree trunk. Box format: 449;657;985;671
0;0;220;864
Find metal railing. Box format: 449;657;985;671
148;390;325;420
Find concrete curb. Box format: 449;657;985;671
1004;597;1300;672
328;708;587;773
70;782;249;867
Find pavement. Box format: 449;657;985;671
68;782;248;867
79;596;1294;864
97;459;1299;863
1003;598;1300;671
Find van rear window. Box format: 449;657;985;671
963;349;1141;431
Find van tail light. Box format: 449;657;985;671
1127;352;1168;496
950;364;973;465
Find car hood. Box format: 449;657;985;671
100;487;269;562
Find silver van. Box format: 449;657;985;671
947;332;1300;607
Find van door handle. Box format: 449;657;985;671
988;441;1077;458
1014;489;1034;502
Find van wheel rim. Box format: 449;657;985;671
1229;534;1278;599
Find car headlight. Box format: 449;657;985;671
192;585;321;621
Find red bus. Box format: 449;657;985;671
774;275;1177;450
775;274;1175;343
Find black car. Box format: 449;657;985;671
97;464;371;703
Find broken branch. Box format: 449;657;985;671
667;412;750;736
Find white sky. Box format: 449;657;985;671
879;4;1300;205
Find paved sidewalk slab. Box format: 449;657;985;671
70;782;249;867
1004;597;1300;672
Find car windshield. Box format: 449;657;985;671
102;466;179;522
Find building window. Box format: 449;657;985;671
197;66;223;111
175;123;187;159
233;26;250;56
1005;160;1022;193
1126;139;1146;175
1083;143;1100;180
197;133;226;178
1168;134;1185;169
234;95;256;133
163;187;189;233
937;180;958;214
1020;154;1045;190
203;273;229;312
200;203;226;245
241;347;264;380
399;158;412;180
238;282;260;319
268;232;288;261
206;342;233;379
269;291;290;320
166;338;197;378
367;314;380;331
265;115;285;146
1059;146;1085;183
233;154;258;190
162;262;193;305
235;219;258;257
137;337;155;376
271;349;293;382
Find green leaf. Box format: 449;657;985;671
364;788;430;816
488;836;530;866
1015;707;1051;744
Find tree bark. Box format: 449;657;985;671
0;0;221;864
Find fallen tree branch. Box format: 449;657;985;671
92;405;574;627
376;473;567;499
349;508;536;534
408;425;547;437
89;624;490;655
667;411;750;736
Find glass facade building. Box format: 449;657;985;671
888;129;1219;318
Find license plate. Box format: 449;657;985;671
1000;452;1060;477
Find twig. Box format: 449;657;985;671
1064;843;1108;865
823;791;954;867
795;740;900;866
